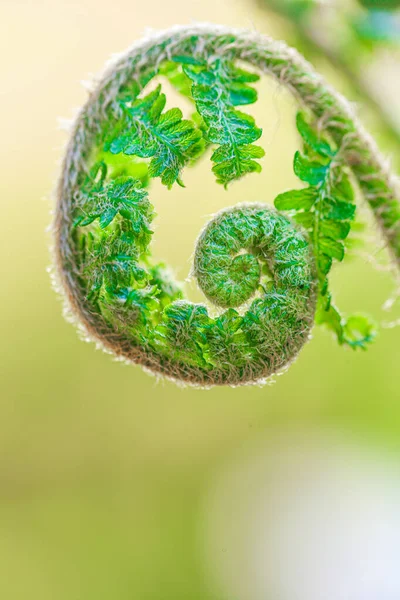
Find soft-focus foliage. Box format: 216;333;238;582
257;0;400;152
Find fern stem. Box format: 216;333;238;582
255;0;400;152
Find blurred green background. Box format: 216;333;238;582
1;0;399;598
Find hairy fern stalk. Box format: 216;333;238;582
53;24;400;387
256;0;400;150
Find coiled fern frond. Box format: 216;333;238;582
53;24;400;386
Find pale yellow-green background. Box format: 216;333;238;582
0;0;399;598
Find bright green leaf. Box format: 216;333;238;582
274;187;317;211
296;112;334;157
319;236;345;261
320;219;351;239
293;151;328;185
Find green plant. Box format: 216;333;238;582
53;24;400;386
255;0;400;151
359;0;400;10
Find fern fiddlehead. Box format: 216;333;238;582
53;24;400;386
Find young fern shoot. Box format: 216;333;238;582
53;24;400;387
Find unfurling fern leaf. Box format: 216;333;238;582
53;25;400;387
275;111;377;349
105;84;205;188
172;55;265;186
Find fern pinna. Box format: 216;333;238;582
53;24;400;386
